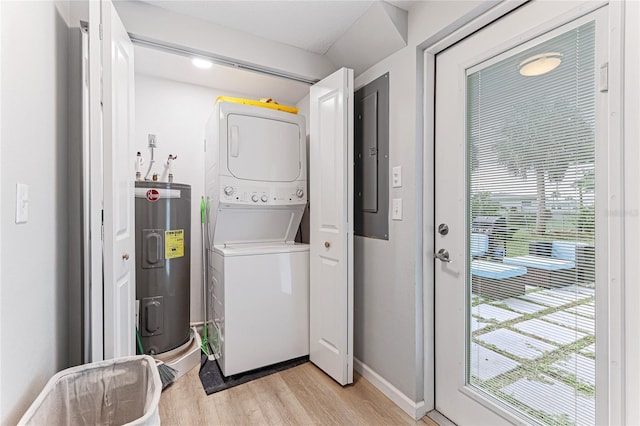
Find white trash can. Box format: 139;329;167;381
18;355;162;426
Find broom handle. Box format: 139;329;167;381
201;197;207;331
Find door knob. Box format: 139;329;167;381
324;241;331;248
122;253;130;260
438;223;449;235
433;249;452;263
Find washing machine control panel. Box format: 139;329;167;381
219;178;306;206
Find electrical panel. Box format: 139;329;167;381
354;73;389;239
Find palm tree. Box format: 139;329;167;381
573;169;595;208
495;98;594;234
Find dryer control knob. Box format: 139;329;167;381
296;188;304;198
224;186;234;196
251;194;259;203
261;195;268;203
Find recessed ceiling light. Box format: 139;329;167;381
192;58;213;69
519;52;563;76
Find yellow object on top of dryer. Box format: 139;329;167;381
215;96;298;114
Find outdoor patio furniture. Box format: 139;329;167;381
471;216;509;259
471;260;527;298
470;233;489;257
503;251;576;288
575;244;595;283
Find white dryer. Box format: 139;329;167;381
204;99;309;377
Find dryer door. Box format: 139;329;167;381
227;114;302;182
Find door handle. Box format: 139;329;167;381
122;253;130;260
324;241;331;248
230;126;239;157
433;249;452;263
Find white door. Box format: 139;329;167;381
435;2;610;424
309;67;354;385
98;0;136;359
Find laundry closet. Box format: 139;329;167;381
131;44;328;379
75;0;366;387
132;49;314;350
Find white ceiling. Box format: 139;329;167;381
134;44;311;104
139;0;414;55
131;0;415;104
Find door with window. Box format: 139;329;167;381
435;2;610;424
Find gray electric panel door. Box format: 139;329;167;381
354;73;389;239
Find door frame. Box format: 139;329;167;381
622;2;640;422
87;0;105;361
421;1;630;423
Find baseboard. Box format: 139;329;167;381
353;358;428;420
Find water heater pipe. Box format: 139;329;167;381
165;154;176;183
135;152;144;181
144;136;156;181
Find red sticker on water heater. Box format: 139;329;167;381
146;189;160;202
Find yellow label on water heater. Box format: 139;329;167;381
165;229;184;259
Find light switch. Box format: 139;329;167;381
392;198;403;220
16;183;29;224
392;166;402;188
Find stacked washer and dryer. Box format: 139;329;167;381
204;99;310;377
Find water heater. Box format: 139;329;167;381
135;181;191;355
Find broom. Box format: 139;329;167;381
200;196;211;357
136;327;177;389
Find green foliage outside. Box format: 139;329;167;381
471;192;504;217
494;98;595;234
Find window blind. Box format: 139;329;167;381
467;21;596;425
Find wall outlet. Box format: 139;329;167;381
392;166;402;188
392;198;403;220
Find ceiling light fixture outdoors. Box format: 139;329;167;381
192;57;213;69
518;52;563;76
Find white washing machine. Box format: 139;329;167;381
204;99;309;377
210;243;309;376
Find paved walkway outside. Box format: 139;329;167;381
470;283;595;425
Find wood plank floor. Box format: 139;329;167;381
159;361;437;425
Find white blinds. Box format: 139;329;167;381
467;21;597;425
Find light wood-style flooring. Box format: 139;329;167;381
159;361;437;425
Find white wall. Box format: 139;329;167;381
353;1;640;421
134;74;265;323
0;1;70;424
351;0;482;413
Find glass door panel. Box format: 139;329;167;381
467;21;596;426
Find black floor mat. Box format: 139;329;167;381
198;353;309;395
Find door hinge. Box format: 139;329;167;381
599;63;608;93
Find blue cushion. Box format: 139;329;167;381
470;233;488;257
471;260;527;279
503;255;575;271
551;241;581;261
